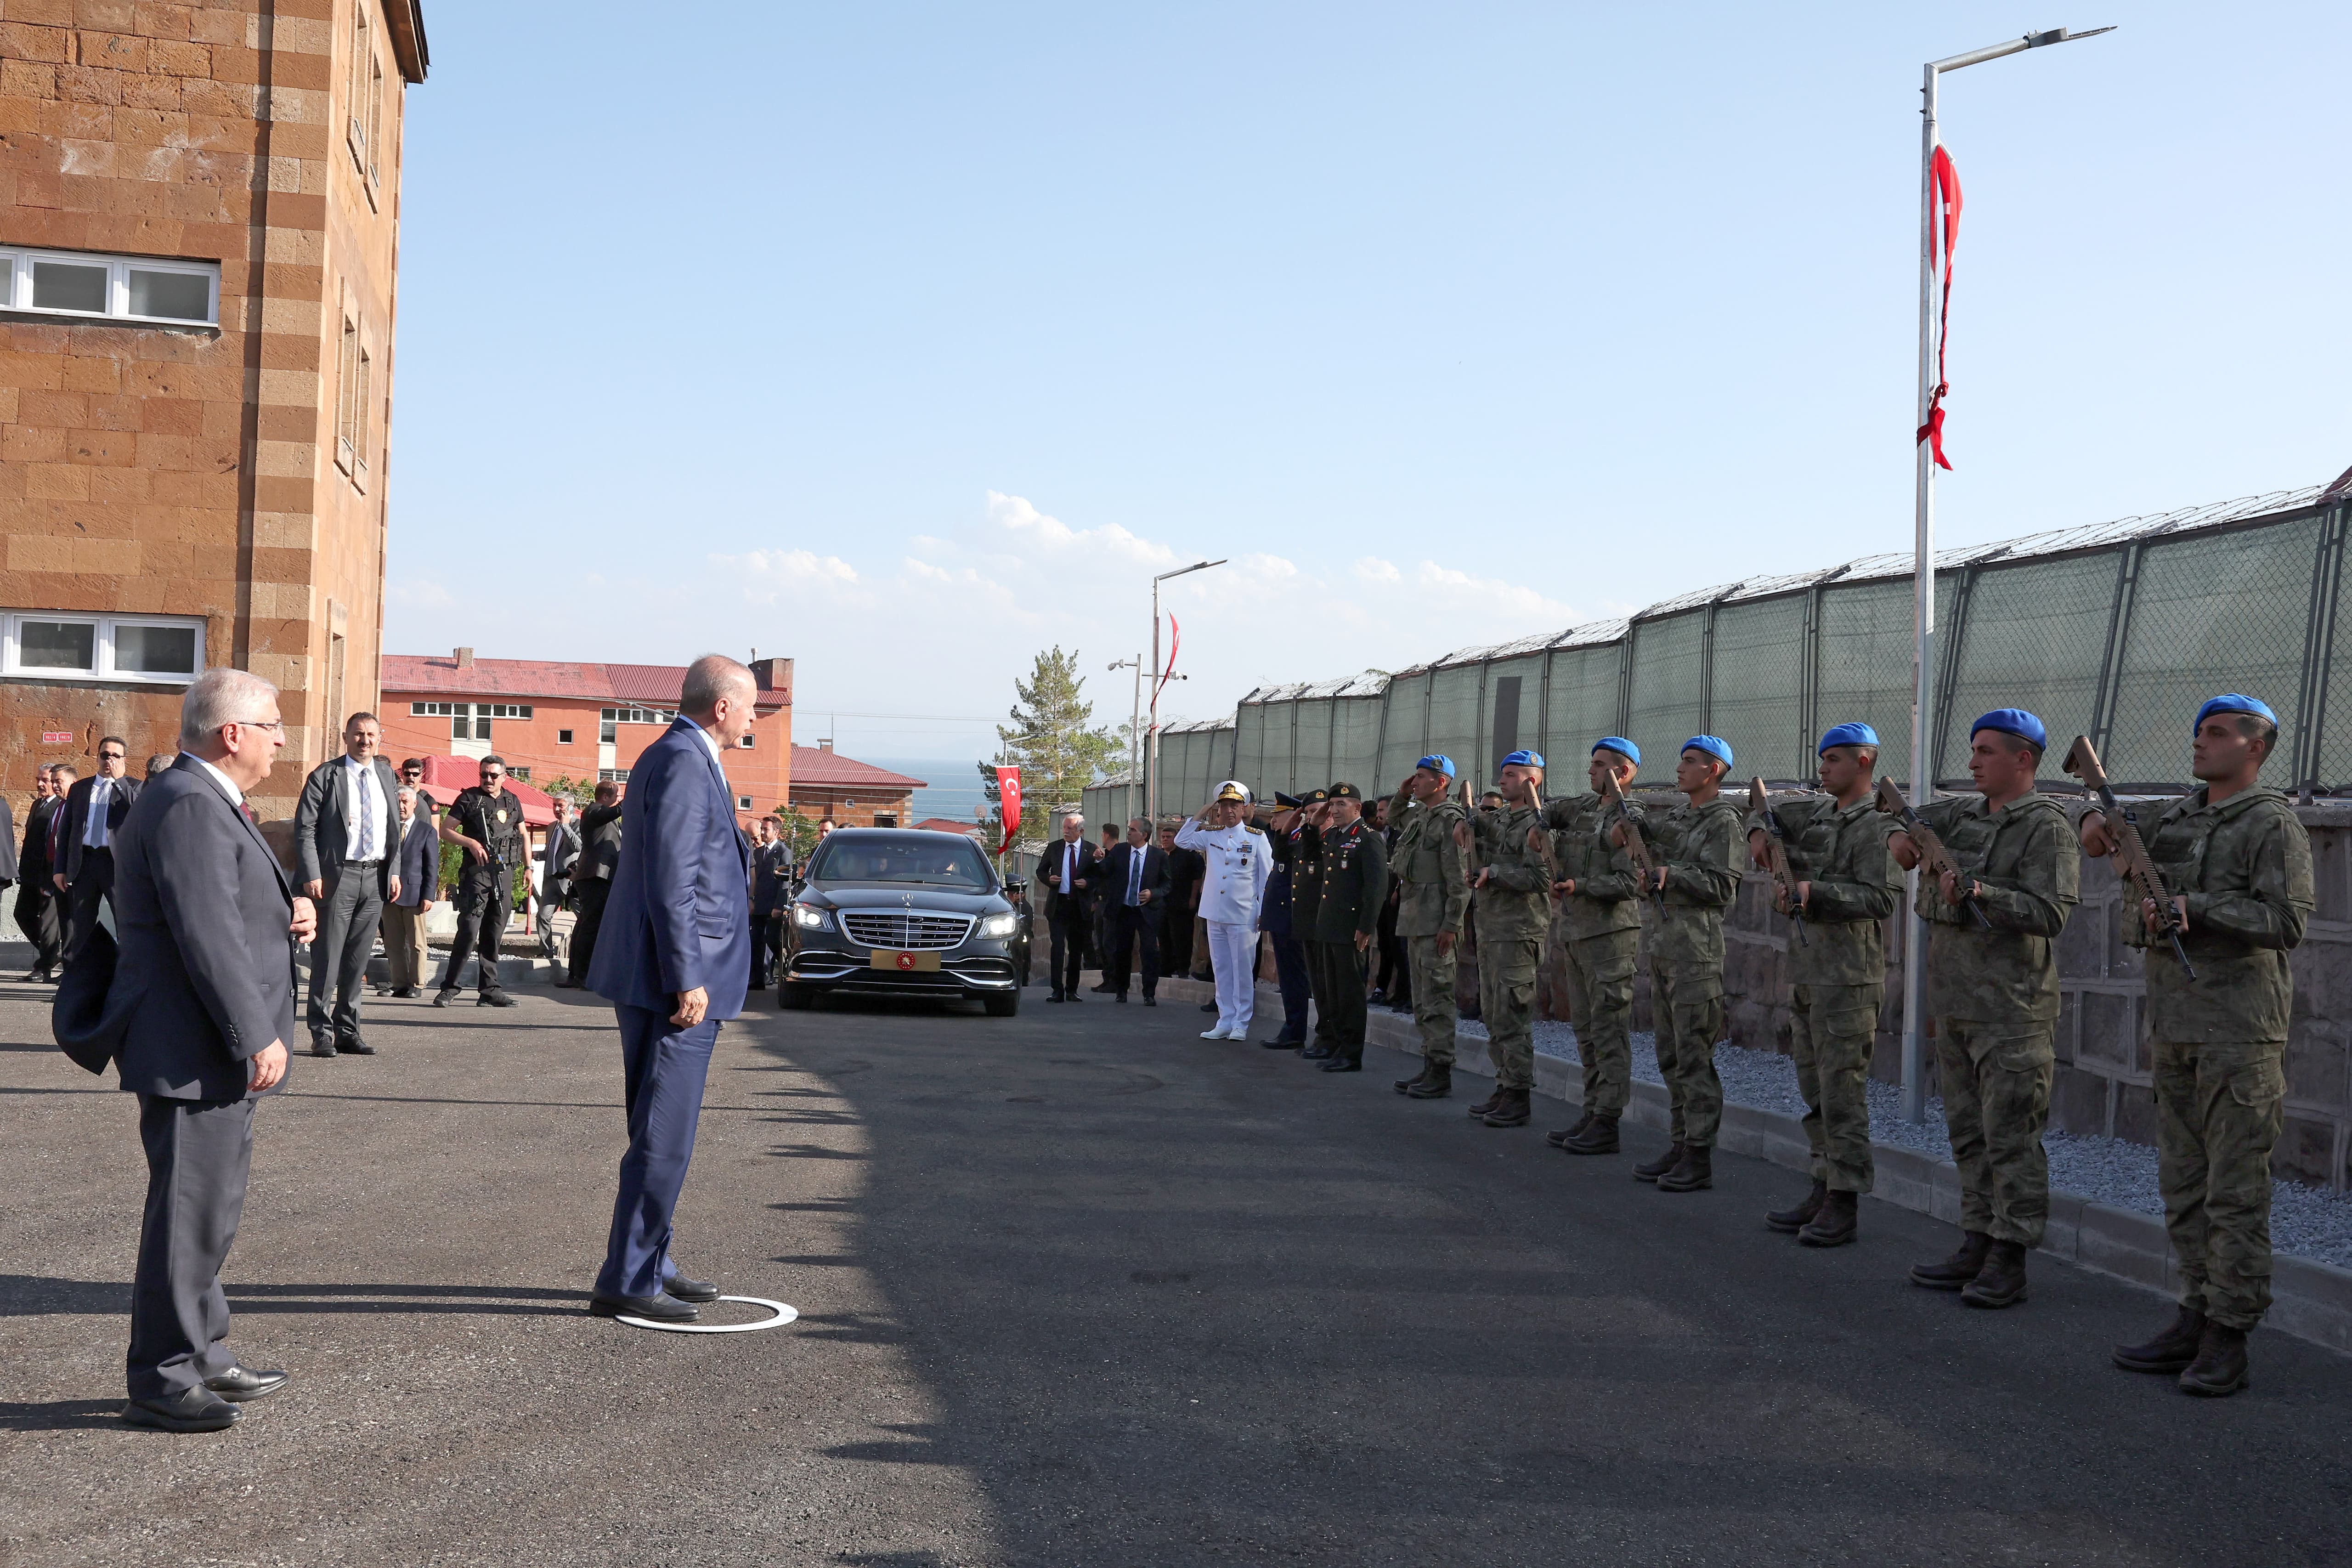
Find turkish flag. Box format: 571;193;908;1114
1916;143;1963;470
995;767;1022;855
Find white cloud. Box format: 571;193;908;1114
714;549;863;606
1354;556;1401;582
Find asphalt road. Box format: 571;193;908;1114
3;974;2348;1568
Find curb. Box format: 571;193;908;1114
1158;975;2352;1357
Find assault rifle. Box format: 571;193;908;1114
1522;772;1560;884
1746;778;1807;946
2063;735;2196;981
1600;769;1667;916
1873;777;1991;930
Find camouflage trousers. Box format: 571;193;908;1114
1934;1017;2055;1246
1652;963;1725;1149
1474;916;1543;1092
1407;933;1459;1066
1563;928;1638;1116
2154;1038;2285;1330
1791;982;1880;1193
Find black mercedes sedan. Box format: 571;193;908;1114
777;828;1025;1015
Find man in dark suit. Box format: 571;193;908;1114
1035;812;1098;1004
1097;817;1172;1004
54;737;141;962
561;781;623;991
583;655;756;1323
17;764;66;980
748;815;791;990
536;798;580;961
377;785;440;998
105;668;315;1431
292;713;401;1056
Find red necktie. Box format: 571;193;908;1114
241;803;259;827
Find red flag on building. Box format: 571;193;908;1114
1917;143;1963;470
995;766;1021;855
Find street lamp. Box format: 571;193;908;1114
1147;559;1227;824
1108;655;1143;826
1902;24;2113;1123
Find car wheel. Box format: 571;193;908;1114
983;991;1020;1018
777;983;815;1011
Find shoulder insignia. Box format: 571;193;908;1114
1245;824;1265;835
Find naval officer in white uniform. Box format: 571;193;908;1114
1173;780;1275;1040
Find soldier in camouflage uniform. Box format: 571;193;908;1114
1749;723;1898;1247
2098;694;2313;1398
1538;738;1647;1156
1887;709;2079;1308
1390;755;1471;1100
1307;782;1389;1072
1629;736;1745;1193
1460;750;1553;1129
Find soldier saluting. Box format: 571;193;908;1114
2091;694;2312;1398
1389;756;1470;1100
1459;751;1553;1129
435;754;529;1008
1886;709;2079;1308
1304;782;1389;1073
1539;738;1646;1155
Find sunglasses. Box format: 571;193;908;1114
98;751;126;760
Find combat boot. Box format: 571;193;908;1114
1394;1065;1428;1094
1467;1086;1504;1119
1656;1145;1713;1193
1960;1240;2028;1309
1562;1112;1620;1155
1545;1110;1594;1148
1482;1087;1532;1127
1632;1142;1685;1183
1797;1189;1858;1247
2112;1305;2207;1374
1405;1064;1453;1100
1765;1179;1827;1234
2177;1322;2250;1398
1908;1231;1992;1291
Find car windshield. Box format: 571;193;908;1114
809;832;995;889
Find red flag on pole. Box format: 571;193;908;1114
995;767;1021;855
1916;143;1963;470
1152;616;1181;712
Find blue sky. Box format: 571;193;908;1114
385;1;2351;765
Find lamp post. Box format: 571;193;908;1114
1108;655;1143;826
1147;559;1226;824
1901;24;2113;1123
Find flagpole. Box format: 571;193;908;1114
1148;560;1227;824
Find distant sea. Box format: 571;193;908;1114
865;757;989;829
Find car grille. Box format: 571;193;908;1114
840;911;974;951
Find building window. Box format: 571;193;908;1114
599;718;616;744
407;700;530;742
335;313;369;489
737;733;755;748
509;767;531;781
366;54;384;187
558;728;574;745
873;813;899;828
599;706;674;725
737;796;752;810
0;247;218;327
2;611;204;684
347;5;371;173
598;768;631;784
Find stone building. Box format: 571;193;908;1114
0;0;428;818
787;743;923;829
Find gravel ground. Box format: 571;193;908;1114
1450;1015;2352;1270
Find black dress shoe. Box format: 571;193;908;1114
552;977;581;989
123;1386;241;1432
336;1035;376;1055
432;990;457;1008
1114;992;1128;1003
307;1036;337;1058
478;992;518;1008
1260;1036;1301;1049
1319;1055;1363;1073
394;986;422;999
1143;996;1157;1007
1199;1001;1218;1013
1048;991;1066;1003
203;1364;289;1402
1301;1044;1335;1060
588;1290;698;1323
663;1274;720;1303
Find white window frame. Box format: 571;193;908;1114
0;247;219;327
1;610;205;685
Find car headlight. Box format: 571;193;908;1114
978;911;1017;938
792;904;831;930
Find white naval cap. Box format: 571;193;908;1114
1215;779;1252;804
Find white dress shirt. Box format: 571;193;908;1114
82;776;119;848
190;756;244;808
339;755;389;862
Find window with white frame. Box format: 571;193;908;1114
2;611;204;684
347;5;371;173
335;310;370;488
0;247;218;327
409;700;531;742
738;733;755;748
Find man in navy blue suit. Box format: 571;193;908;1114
584;654;756;1323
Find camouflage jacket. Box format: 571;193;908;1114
1635;796;1744;972
1540;792;1645;942
1756;793;1899;987
1388;791;1470;939
2122;785;2312;1044
1910;791;2080;1024
1310;818;1391;943
1470;802;1552;938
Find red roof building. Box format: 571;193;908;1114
787;743;924;830
914;817;983;836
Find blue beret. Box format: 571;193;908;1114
1499;749;1545;770
1415;754;1456;778
1681;735;1732;770
1971;708;2047;751
1593;736;1640;766
1818;722;1879;754
2195;693;2278;734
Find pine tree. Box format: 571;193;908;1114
995;646;1118;851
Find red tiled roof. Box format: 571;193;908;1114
382;654;788;712
915;817;981;835
788;746;925;790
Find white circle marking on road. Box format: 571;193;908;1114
612;1296;798;1334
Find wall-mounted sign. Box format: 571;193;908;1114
40;731;73;745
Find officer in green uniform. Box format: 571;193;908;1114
1307;782;1389;1072
1749;722;1898;1246
2097;694;2312;1398
1390;755;1470;1100
1630;736;1744;1193
435;754;529;1008
1887;708;2079;1308
1269;789;1332;1057
1540;738;1646;1155
1462;750;1552;1129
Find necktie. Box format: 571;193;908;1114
356;765;376;859
1129;849;1142;906
241;803;259;827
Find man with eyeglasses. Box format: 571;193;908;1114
54;736;143;963
292;713;401;1055
435;755;527;1008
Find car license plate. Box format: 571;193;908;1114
869;949;941;973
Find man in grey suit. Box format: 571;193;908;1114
377;786;440;998
291;713;401;1057
108;668;316;1431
